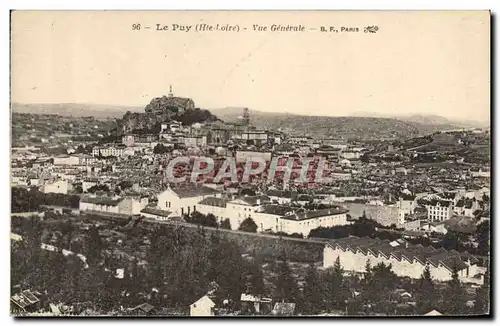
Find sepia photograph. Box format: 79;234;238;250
9;10;491;317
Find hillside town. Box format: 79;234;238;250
11;91;491;317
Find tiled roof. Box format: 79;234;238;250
234;195;271;206
266;189;294;198
317;145;341;151
140;208;172;217
80;196;122;206
198;197;227;208
282;207;349;221
327;236;478;272
422;199;453;207
259;204;295;216
170;186;220;198
400;194;416;201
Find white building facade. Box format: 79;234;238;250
156;186;221;217
323;237;484;284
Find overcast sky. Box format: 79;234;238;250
11;11;490;122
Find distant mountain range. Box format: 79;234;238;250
349;111;489;128
210;107;486;137
11;102;488;140
211;107;488;127
11;102;143;119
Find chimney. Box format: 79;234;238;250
257;199;261;206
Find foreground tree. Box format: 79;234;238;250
324;257;348;312
361;261;397;312
207;234;245;302
244;258;266;297
238;217;258;233
474;267;490;315
273;254;299;303
83;225;105;266
220;218;231;230
442;264;467;315
476;221;490;256
416;265;440;314
301;262;324;315
205;213;218;227
362;259;373;288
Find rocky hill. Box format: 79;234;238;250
119;95;220;134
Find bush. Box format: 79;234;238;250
220;218;232;230
185;211;218;227
11;187;80;212
238;218;258;233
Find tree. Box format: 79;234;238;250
273;255;298;303
308;226;351;239
363;259;372;287
204;213;218;227
360;261;397;311
186;211;218;227
476;221;490;256
245;259;266;297
83;225;105;266
441;232;460;251
146;227;172;289
474;267;490;315
186;211;204;224
220;218;232;230
18;216;44;273
352;218;377;238
416;265;439;314
442;264;467;315
153;143;170;154
207;234;245;302
371;262;397;290
333;257;344;280
86;184;110;194
301;262;323;315
238;217;258;233
324;257;347;312
60;220;75;250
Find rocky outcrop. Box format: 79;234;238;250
119;94;219;134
